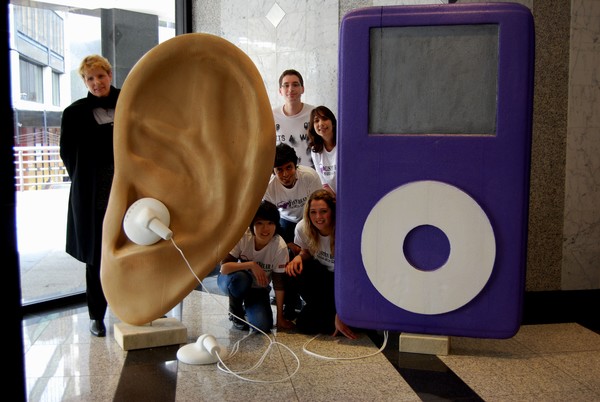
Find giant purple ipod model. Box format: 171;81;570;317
335;3;534;338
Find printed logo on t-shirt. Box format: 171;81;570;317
322;165;335;177
256;261;273;275
276;196;308;211
316;250;334;266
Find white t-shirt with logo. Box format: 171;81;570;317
294;218;335;272
273;103;315;167
228;228;289;287
311;146;337;193
263;165;322;224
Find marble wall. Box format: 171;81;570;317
563;0;600;290
526;1;570;291
193;0;339;114
192;0;600;291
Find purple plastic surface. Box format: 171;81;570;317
336;3;534;338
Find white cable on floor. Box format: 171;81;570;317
170;236;386;380
170;237;301;383
302;330;389;361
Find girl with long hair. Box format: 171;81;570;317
285;189;356;338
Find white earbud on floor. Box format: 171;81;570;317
177;334;227;365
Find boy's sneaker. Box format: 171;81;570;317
229;314;249;331
228;298;248;330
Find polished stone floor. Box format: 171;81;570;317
23;287;600;402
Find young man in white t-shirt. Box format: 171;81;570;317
263;143;322;319
272;69;315;168
218;200;293;332
264;143;322;253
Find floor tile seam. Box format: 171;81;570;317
27;373;116;380
27;376;76;402
34;336;102;345
441;349;543;360
511;343;600;356
536;347;600;355
510;338;575;356
474;390;591;401
439;351;581;374
537;352;600;390
500;379;600;397
556;378;600;396
447;359;598;399
22;322;52;347
522;322;600;335
26;374;77;381
26;342;81;379
271;335;303;376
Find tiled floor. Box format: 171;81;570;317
23;286;600;402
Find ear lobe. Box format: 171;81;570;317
101;33;275;326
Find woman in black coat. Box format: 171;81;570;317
60;54;120;337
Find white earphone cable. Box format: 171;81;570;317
170;237;301;383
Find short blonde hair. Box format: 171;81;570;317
78;54;112;78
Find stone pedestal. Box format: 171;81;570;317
114;317;187;351
399;333;450;355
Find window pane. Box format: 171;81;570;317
10;1;176;306
52;71;59;106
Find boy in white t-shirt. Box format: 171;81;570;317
273;69;315;168
263;143;322;319
263;143;322;254
218;200;293;332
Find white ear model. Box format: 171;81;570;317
123;198;173;245
177;334;226;365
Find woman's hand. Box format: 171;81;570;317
332;314;357;339
286;255;304;277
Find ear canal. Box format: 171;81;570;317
101;33;275;326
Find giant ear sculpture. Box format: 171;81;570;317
101;33;275;326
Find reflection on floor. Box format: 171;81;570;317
23;289;600;401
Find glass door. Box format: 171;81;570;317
9;0;178;309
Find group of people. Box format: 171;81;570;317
61;56;352;339
272;69;337;196
218;69;354;338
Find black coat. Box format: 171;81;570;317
59;87;120;265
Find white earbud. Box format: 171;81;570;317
123;198;173;245
176;334;226;365
201;334;222;356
